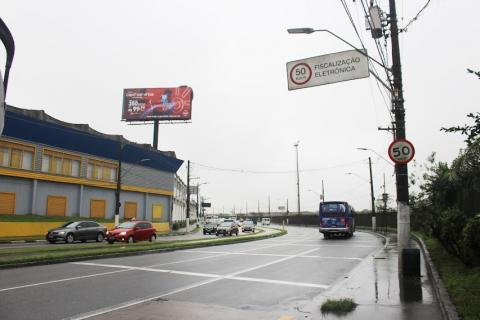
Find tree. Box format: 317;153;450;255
441;112;480;146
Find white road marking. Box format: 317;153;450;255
182;250;362;260
0;269;132;293
67;247;324;320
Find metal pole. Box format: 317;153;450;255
321;179;325;201
196;182;200;222
294;142;301;214
153;120;159;149
268;195;271;218
369;157;376;231
114;141;123;226
186;160;190;232
389;0;410;250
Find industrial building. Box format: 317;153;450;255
0;105;183;231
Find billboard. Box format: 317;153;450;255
122;86;193;121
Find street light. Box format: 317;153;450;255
115;143;150;226
293;141;301;215
357;147;393;167
287;28;389;72
345;172;369;183
196;182;207;221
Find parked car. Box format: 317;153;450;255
106;221;157;244
46;221;107;244
262;218;271;226
203;222;218;235
216;222;239;236
242;220;255;233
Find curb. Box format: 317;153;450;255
0;228;286;269
411;234;459;320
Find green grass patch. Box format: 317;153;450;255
320;298;357;314
416;233;480;320
0;228;286;267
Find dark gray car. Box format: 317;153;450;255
46;221;107;244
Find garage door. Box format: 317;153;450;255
152;203;163;221
124;201;137;220
90;199;106;218
0;192;15;215
47;196;67;216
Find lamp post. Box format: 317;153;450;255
294;141;301;215
115;141;150;226
196;182;207;222
357;147;393;167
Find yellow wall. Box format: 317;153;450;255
0;221;170;237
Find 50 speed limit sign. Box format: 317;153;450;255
388;139;415;164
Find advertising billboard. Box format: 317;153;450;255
122;86;193;121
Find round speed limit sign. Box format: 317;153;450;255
289;63;312;85
388;139;415;164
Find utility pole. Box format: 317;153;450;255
114;141;123;227
389;0;410;250
268;195;271;218
286;198;289;225
368;157;376;231
186;160;190;232
294;141;301;215
382;173;389;234
321;179;325;202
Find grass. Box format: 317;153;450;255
320;298;357;314
0;227;285;267
417;233;480;320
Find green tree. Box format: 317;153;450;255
441;112;480;146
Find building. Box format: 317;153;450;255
0;105;183;232
172;174;198;224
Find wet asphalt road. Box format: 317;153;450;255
0;226;383;320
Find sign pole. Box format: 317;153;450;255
153;120;159;149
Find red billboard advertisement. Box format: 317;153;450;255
122;86;193;121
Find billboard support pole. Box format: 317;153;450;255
153;120;159;149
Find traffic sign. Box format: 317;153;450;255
388;139;415;164
286;49;369;90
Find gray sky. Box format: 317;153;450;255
2;0;479;213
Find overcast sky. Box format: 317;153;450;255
2;0;479;214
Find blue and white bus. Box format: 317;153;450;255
319;201;355;239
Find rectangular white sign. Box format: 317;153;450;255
286;49;370;90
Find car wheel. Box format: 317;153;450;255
149;234;156;242
216;233;220;237
203;231;206;235
236;231;239;236
65;233;75;244
127;236;134;243
96;233;104;242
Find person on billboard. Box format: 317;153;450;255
148;89;175;115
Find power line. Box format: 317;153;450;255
191;159;366;175
400;0;432;33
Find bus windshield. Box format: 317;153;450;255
320;203;346;216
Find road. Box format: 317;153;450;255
0;226;383;320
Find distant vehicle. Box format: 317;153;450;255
261;218;270;226
319;201;355;239
106;221;157;244
242;220;255;233
46;221;107;244
216;222;239;236
203;222;218;235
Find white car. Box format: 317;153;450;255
261;218;271;226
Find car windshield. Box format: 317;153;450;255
116;222;136;229
219;222;232;227
60;221;79;228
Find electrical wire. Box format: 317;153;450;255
191;159;367;175
400;0;432;32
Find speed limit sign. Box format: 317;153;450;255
388;139;415;164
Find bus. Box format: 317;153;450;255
319;201;355;239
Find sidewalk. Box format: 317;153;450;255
286;232;443;319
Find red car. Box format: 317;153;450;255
106;221;157;244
